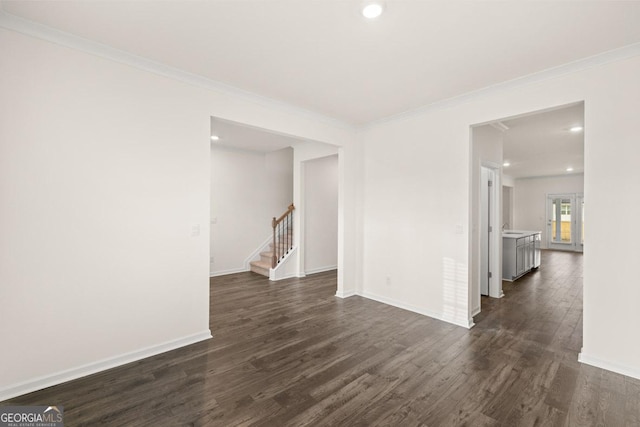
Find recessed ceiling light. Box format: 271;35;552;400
570;126;583;132
566;167;574;172
210;135;220;141
503;162;510;167
362;3;384;19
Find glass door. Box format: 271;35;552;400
576;195;584;252
546;193;584;251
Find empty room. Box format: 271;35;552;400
1;1;640;425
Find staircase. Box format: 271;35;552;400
249;204;295;278
249;228;292;277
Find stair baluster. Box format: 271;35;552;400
271;204;295;268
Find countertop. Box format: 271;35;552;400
502;230;541;239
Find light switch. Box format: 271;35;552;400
455;224;464;234
191;224;201;237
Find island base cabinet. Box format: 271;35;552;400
503;231;541;281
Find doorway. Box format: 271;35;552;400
302;154;339;275
547;193;584;252
470;101;584;321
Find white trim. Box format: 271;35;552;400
335;290;357;298
270;271;299;281
0;330;212;402
210;267;248;278
2;11;638;130
0;11;352;131
360;291;473;329
479;163;502;300
579;352;640;381
268;246;298;281
366;42;640;127
305;265;338;275
243;234;273;270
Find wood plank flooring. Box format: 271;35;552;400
4;250;640;426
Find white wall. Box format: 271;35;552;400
360;53;640;379
3;11;640;400
210;146;292;275
502;186;513;230
292;142;340;278
502;174;515;187
336;133;365;298
304;155;338;274
513;174;584;248
0;25;353;401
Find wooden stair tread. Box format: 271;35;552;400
250;260;271;269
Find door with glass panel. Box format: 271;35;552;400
546;194;584;251
576;195;584;252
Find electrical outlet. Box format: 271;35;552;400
386;275;391;286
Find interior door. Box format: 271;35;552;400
547;194;584;251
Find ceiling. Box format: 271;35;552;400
2;1;640;125
499;103;584;179
210;117;302;153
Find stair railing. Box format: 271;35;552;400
272;204;295;268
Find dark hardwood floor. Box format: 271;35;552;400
4;250;640;426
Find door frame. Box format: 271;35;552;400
480;163;502;300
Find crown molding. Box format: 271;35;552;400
514;172;585;181
2;10;639;131
366;42;640;128
0;11;354;131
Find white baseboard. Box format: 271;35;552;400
269;272;299;281
578;352;640;381
359;291;472;329
335;290;357;298
0;330;212;402
305;265;337;275
210;267;248;277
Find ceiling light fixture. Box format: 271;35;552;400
503;162;510;167
566;167;574;172
210;135;220;141
570;126;583;132
362;2;384;19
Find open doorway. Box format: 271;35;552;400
209;117;296;278
209;116;340;289
302;154;339;275
470;101;585;319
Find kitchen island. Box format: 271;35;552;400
502;230;541;281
